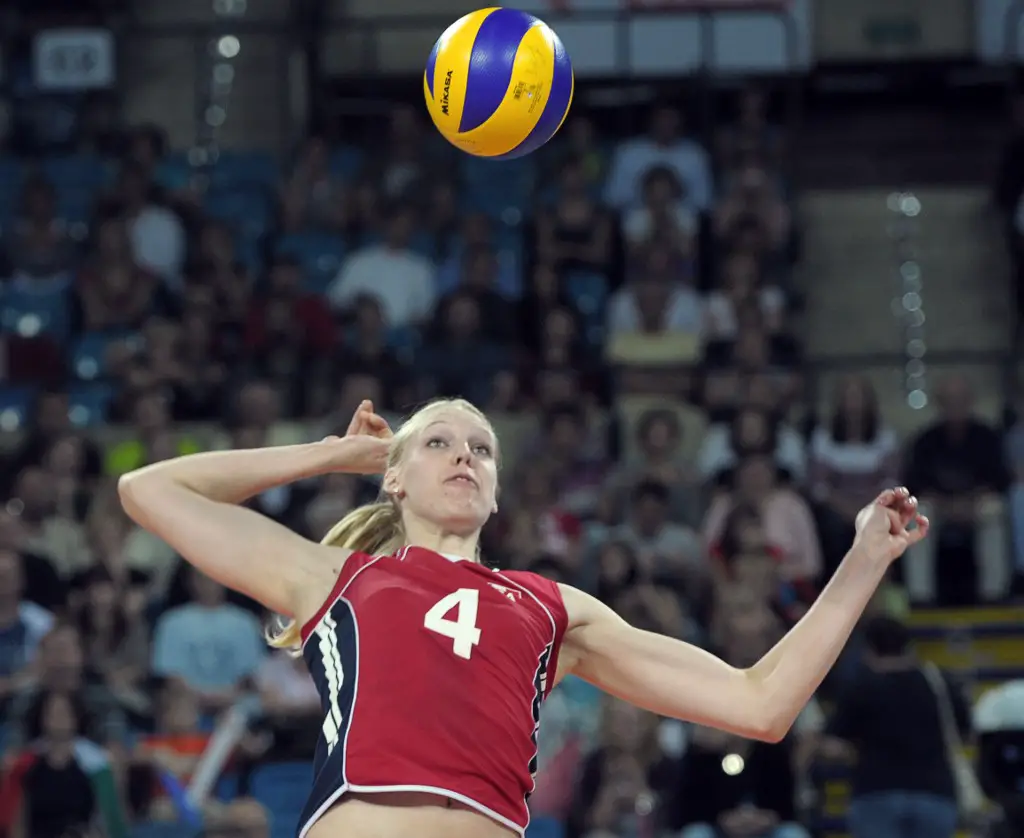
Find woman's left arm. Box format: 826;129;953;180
559;488;927;742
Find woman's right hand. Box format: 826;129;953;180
319;400;393;475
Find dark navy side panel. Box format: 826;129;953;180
297;600;358;836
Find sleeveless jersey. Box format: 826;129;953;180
296;546;569;837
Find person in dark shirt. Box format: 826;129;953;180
821;616;969;838
902;374;1012;605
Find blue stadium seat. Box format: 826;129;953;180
205;185;276;240
329;145;365;181
41;154;114;191
70;332;133;380
275;232;348;293
251;762;311;838
67;382;114;428
460;155;536;219
0;286;70;339
210;151;280;189
214;771;239;801
527;816;565;838
130;823;200;838
0;387;34;432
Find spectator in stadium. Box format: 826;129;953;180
419;292;510;406
8;465;89;579
537;403;610;518
2;174;76;290
902;374;1012;604
256;650;320;760
566;698;670;838
698;406;806;487
621;165;698;264
331;296;413;413
716;86;785;170
612;479;702;586
114;162;187;286
714;163;791;256
810;375;900;577
6;622;127;749
280;135;342;233
607;244;703;338
74;213;162;333
704;251;785;340
612;407;704;528
554;115;609;191
535;157;614;278
245;255;337;356
436;212;521;298
821;616;967;838
438;244;517;343
70;565;149;718
604;103;713;212
373;103;434;202
703;456;822;586
672;604;809;838
104;391;201;476
0;550;54;695
150;568;265;714
6;390;102;487
0;689;127;838
130;678;210;817
326;205;437;326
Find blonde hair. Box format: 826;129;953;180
268;398;495;652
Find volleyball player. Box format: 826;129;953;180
119;397;927;838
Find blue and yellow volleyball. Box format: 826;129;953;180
423;7;574;159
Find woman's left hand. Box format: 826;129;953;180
854;487;929;564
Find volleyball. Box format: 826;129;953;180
423;7;574;159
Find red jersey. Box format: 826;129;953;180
296;546;569;837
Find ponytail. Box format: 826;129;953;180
266;501;404;652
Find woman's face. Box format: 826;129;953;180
641;416;677;455
839;377;869;414
387;407;499;538
97;219;129;260
735;410;768;450
43;693;77;741
598;544;632;586
87;577;117;612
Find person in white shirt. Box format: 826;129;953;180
607;245;703;336
119;163;187;288
326;207;437;327
604;105;714;212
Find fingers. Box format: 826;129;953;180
345;400;373;436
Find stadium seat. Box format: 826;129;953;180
70;332;134;381
210;151;280;189
329;145;365;181
0;286;70;339
205;185;276;240
41;154;114;191
67;382;114;428
527;817;565;838
0;387;34;432
250;762;311;838
275;232;348;293
130;823;200;838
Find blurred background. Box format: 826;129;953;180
2;0;1024;837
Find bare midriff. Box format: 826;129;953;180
305;790;519;838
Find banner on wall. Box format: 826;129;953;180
33;28;116;91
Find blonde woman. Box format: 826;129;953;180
118;397;927;838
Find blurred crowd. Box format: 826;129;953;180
0;81;1022;838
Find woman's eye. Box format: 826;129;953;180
427;437;446;448
473;445;492;457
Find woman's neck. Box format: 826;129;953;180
403;523;480;562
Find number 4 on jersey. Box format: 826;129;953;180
424;588;481;659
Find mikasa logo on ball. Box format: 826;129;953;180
440;70;453;116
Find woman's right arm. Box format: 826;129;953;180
117;437;384;618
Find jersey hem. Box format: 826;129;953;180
296;782;526;838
